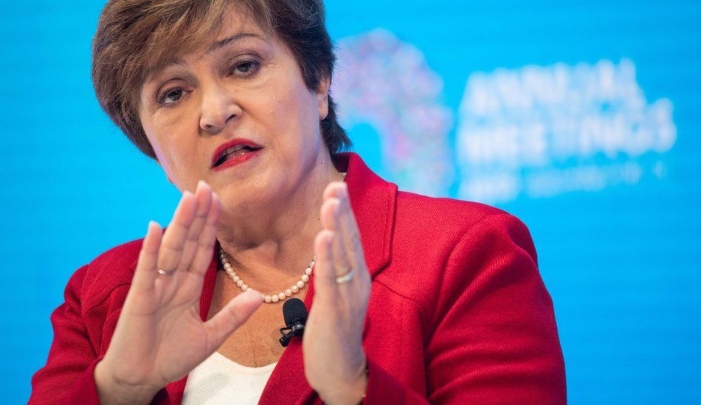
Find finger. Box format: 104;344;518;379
320;197;351;277
336;185;367;273
131;221;163;294
177;181;213;273
331;202;353;279
189;192;222;277
326;185;372;306
323;183;366;275
157;191;197;273
322;180;343;200
205;289;263;346
313;229;340;302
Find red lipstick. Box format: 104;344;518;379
211;139;263;171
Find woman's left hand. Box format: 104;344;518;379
303;181;371;405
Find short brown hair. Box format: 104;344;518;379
92;0;350;159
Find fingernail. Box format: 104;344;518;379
334;200;341;215
245;289;263;302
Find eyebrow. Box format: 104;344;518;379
208;32;264;53
146;32;265;81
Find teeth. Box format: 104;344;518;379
226;145;246;154
221;145;247;161
215;144;256;166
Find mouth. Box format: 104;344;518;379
211;139;263;169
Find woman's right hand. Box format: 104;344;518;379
94;181;262;405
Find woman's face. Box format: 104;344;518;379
138;7;330;212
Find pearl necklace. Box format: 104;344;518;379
219;248;315;304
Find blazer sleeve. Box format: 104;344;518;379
430;213;565;404
365;213;566;404
29;265;103;405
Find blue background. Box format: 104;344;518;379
1;0;699;403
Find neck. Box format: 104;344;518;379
216;152;343;278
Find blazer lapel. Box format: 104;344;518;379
258;338;315;404
340;152;396;278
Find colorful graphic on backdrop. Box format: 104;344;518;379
333;29;454;197
334;34;677;203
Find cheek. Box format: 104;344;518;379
288;88;324;135
149;140;180;184
142;120;181;183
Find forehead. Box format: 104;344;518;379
206;9;270;54
142;3;272;77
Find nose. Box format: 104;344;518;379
199;84;239;135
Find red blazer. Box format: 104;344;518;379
30;153;566;404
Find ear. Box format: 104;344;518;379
316;76;330;120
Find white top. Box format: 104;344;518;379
182;352;277;405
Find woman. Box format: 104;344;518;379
30;0;566;404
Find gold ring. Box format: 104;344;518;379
157;268;177;276
335;269;355;284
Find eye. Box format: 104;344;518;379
157;88;185;105
230;60;260;76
